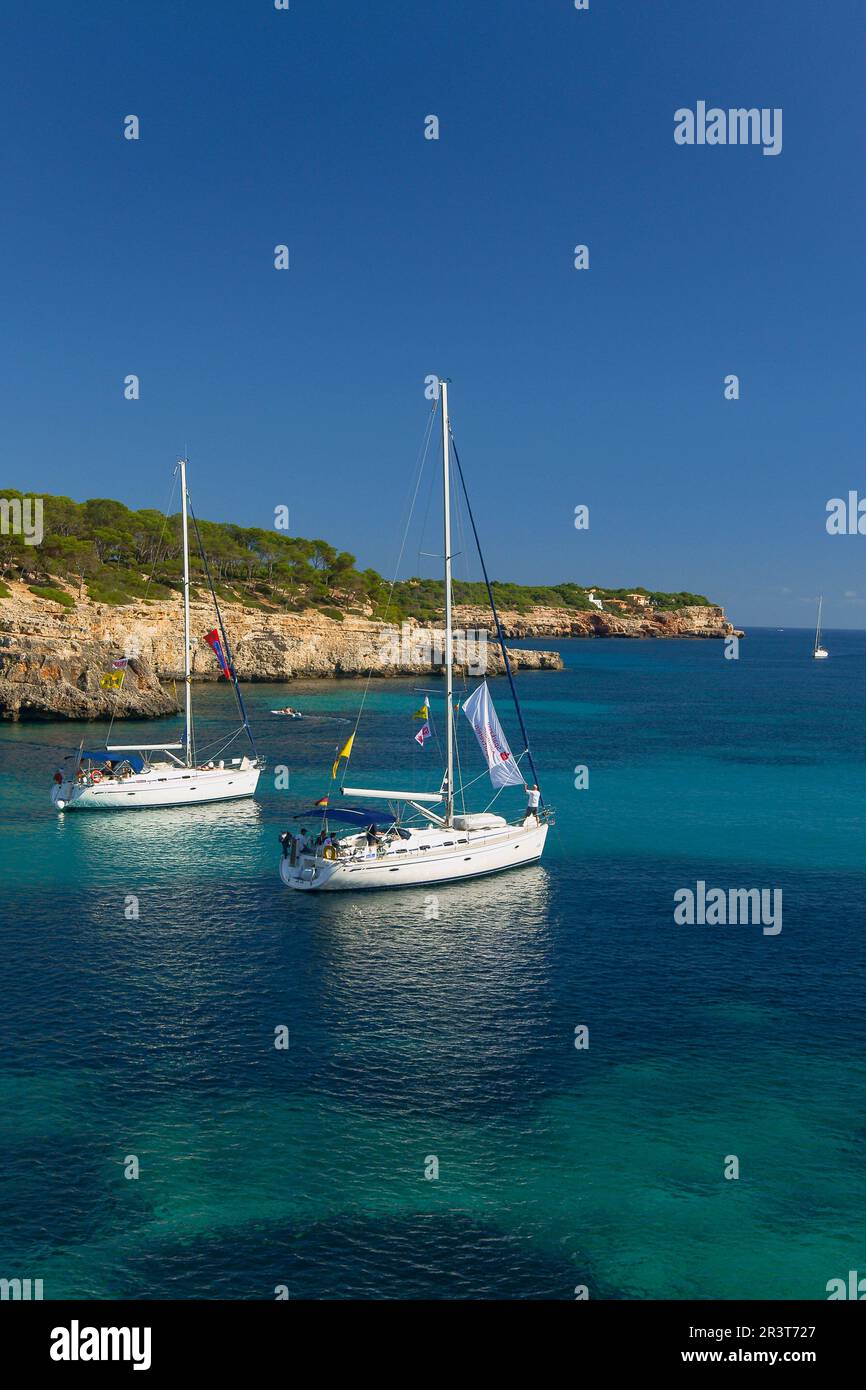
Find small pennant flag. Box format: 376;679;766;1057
99;670;123;690
412;698;430;720
112;657;129;670
331;733;354;780
204;628;230;678
414;722;431;747
315;796;329;807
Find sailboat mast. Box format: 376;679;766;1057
179;457;194;767
815;594;823;653
441;381;454;826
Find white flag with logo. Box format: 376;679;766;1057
461;682;525;789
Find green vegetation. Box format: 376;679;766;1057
391;579;598;620
0;488;712;618
389;580;709;620
645;590;711;611
28;584;75;608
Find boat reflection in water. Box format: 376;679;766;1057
302;864;555;1024
55;797;264;879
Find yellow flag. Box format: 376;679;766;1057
331;733;354;780
99;671;123;690
412;701;429;720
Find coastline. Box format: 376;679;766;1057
0;586;741;720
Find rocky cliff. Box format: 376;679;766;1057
0;584;739;721
0;584;561;721
451;602;742;641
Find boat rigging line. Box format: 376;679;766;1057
449;430;543;802
188;495;259;761
339;398;439;778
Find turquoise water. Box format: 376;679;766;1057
2;630;865;1299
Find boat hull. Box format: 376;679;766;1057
52;765;260;811
280;820;548;891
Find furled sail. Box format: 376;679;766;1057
461;682;525;789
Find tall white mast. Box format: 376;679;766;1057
814;594;823;654
179;457;193;766
441;381;454;826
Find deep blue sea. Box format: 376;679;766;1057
2;630;865;1300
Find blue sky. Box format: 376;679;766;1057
2;0;865;626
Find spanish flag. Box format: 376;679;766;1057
331;733;354;781
315;796;329;807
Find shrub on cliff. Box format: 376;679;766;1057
28;584;74;608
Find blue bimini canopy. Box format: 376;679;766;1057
82;751;145;773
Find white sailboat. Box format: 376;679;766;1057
813;594;829;660
51;459;263;811
279;382;551;891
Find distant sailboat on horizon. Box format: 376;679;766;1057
813;594;829;660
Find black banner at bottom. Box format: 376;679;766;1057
1;1299;863;1374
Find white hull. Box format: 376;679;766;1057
280;818;548;891
52;762;260;811
813;648;829;660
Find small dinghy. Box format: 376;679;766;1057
271;707;303;718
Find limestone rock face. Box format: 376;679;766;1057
0;585;562;720
0;583;739;719
451;603;741;641
0;638;178;722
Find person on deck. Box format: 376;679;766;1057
525;783;541;822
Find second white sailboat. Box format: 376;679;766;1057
51;458;263;811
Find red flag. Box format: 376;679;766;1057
204;628;230;678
